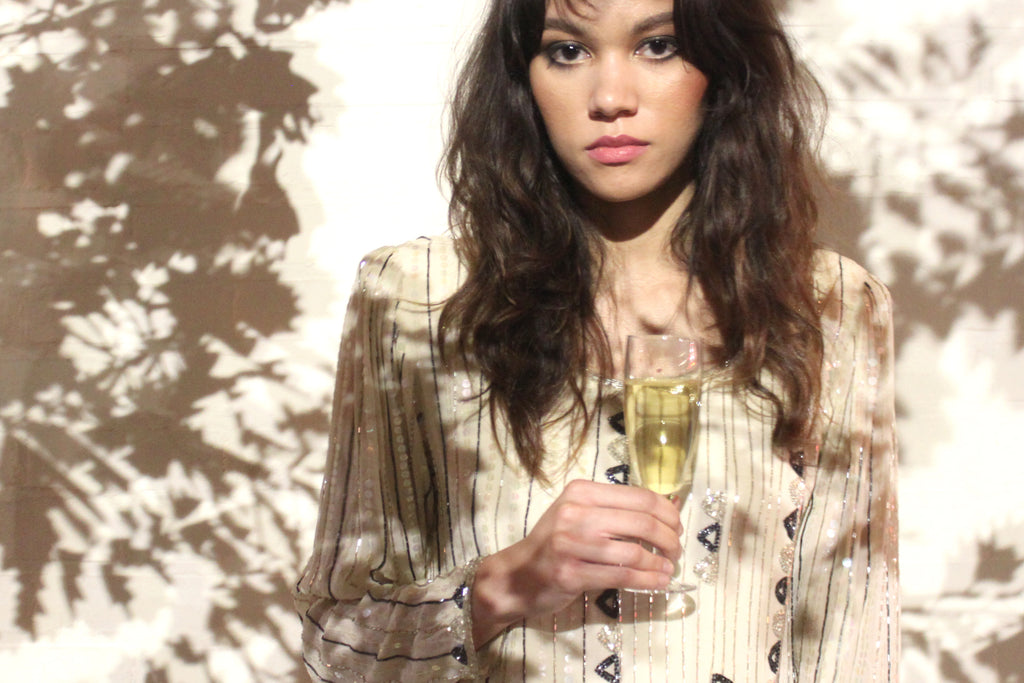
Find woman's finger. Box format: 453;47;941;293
548;525;674;569
560;479;683;533
546;497;683;561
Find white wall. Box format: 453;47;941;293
279;0;487;354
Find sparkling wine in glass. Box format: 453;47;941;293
624;334;701;593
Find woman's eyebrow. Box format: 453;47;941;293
542;16;588;36
542;11;675;37
633;11;675;34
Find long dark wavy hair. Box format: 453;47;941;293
440;0;825;479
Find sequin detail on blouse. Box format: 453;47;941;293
767;450;808;675
694;490;728;583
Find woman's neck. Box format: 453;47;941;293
584;183;713;376
586;179;694;303
582;178;693;247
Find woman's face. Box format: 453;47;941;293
528;0;707;208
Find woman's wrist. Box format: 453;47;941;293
471;551;526;647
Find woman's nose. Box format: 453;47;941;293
588;58;638;121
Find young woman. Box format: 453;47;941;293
295;0;899;680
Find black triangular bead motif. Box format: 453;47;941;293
452;584;467;609
711;676;734;683
768;640;781;674
450;645;468;665
790;450;805;478
784;509;799;541
596;588;620;619
605;464;629;486
609;411;626;435
697;523;721;552
775;577;788;605
596;654;621;682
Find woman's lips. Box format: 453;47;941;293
585;135;649;164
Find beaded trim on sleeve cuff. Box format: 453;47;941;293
456;556;485;675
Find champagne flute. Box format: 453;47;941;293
623;334;701;593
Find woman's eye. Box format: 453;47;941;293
547;42;590;65
637;36;679;59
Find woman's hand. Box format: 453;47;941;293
471;479;683;647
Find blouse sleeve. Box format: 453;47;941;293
293;245;482;682
785;255;900;680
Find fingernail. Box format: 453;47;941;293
662;559;674;574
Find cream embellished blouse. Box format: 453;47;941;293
295;235;899;682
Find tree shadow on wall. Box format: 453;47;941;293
0;1;345;680
901;522;1024;683
815;17;1024;356
809;12;1024;683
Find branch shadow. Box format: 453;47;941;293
0;1;347;680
